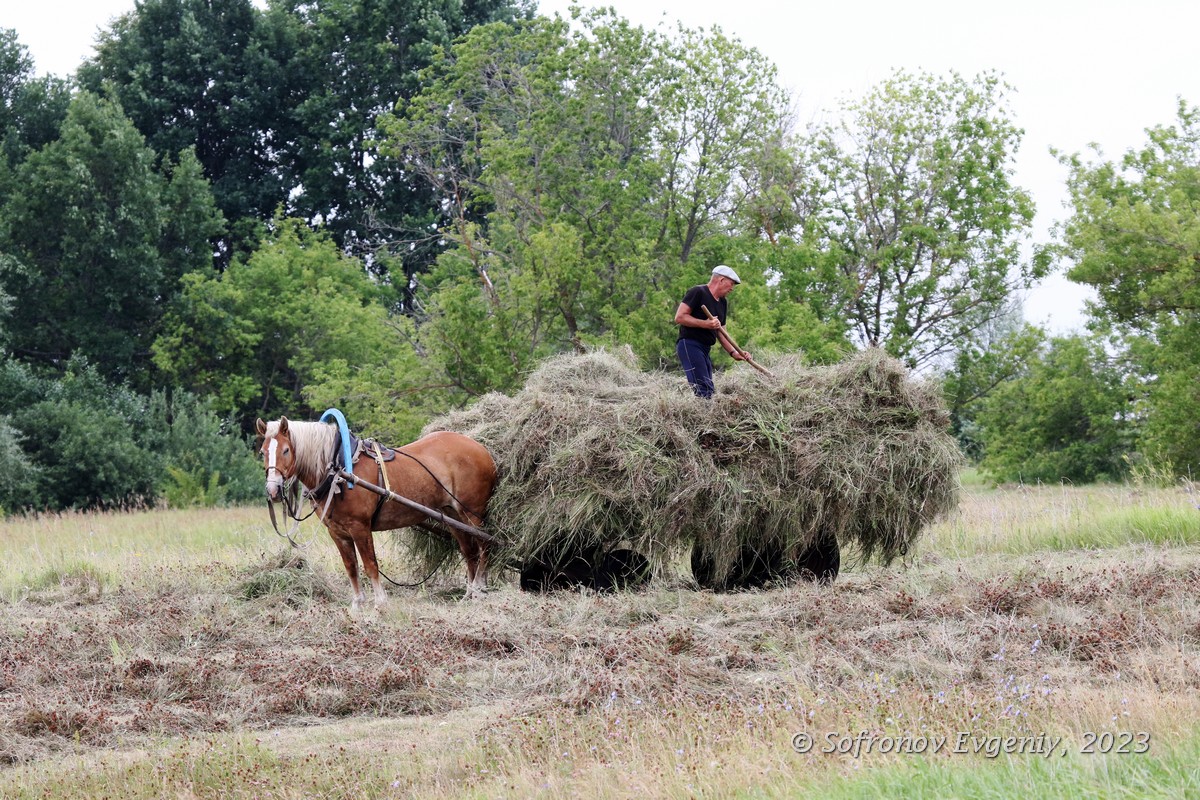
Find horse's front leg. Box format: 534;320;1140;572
330;531;367;609
351;527;388;608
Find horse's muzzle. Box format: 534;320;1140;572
265;471;284;501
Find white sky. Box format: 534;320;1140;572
10;0;1200;334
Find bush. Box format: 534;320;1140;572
0;357;260;510
976;336;1131;484
144;391;261;506
0;417;38;513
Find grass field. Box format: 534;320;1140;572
1;481;1199;798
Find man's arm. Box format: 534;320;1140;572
675;302;721;330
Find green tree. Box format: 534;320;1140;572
1058;100;1200;475
143;390;262;507
153;218;422;428
0;416;38;513
80;0;529;269
78;0;298;260
803;70;1043;369
384;11;796;389
976;335;1131;484
0;92;221;384
0;28;71;172
283;0;529;270
939;317;1045;460
0;358;260;510
3;358;159;510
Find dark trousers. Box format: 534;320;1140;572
677;338;715;399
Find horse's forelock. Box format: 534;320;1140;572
264;419;337;484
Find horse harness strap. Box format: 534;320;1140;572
354;438;397;529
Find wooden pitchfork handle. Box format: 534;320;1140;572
700;305;775;378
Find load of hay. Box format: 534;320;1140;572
423;347;962;589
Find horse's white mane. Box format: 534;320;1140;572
264;419;338;488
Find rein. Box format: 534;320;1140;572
266;475;339;548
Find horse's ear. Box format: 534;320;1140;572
255;418;267;436
279;416;289;435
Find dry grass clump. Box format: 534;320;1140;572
234;548;340;605
426;347;962;585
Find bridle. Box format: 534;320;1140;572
262;435;326;547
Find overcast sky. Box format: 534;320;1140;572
10;0;1200;333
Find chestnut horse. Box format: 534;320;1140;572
256;417;497;607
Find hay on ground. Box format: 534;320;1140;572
423;347;962;586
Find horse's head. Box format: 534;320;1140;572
256;416;296;502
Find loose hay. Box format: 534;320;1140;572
424;347;962;586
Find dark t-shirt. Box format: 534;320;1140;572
677;284;727;348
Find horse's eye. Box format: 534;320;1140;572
282;447;290;457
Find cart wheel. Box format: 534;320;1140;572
594;548;650;591
691;544;787;590
795;537;840;584
519;554;594;592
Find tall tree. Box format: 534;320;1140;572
153;218;419;426
78;0;299;261
0;92;222;383
0;28;71;172
1057;100;1200;473
975;335;1131;484
651;25;789;263
803;70;1043;369
1059;100;1200;322
383;11;795;392
282;0;530;272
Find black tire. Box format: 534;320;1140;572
691;543;787;590
594;548;651;591
794;537;840;584
691;538;840;589
519;554;594;592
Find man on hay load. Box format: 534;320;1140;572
674;264;751;398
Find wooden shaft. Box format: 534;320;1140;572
700;305;775;378
337;469;495;543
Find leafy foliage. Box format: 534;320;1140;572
78;0;298;260
0;93;222;385
0;358;259;511
803;70;1043;369
1057;100;1200;477
0;415;38;513
152;218;421;430
940;315;1043;459
384;11;804;391
976;336;1131;484
0;28;71;170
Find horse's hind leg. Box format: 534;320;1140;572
464;510;490;597
330;531;366;609
453;510;490;599
472;542;490;597
450;530;484;599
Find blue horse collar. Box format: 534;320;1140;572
319;408;355;488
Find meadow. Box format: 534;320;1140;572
1;479;1199;798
